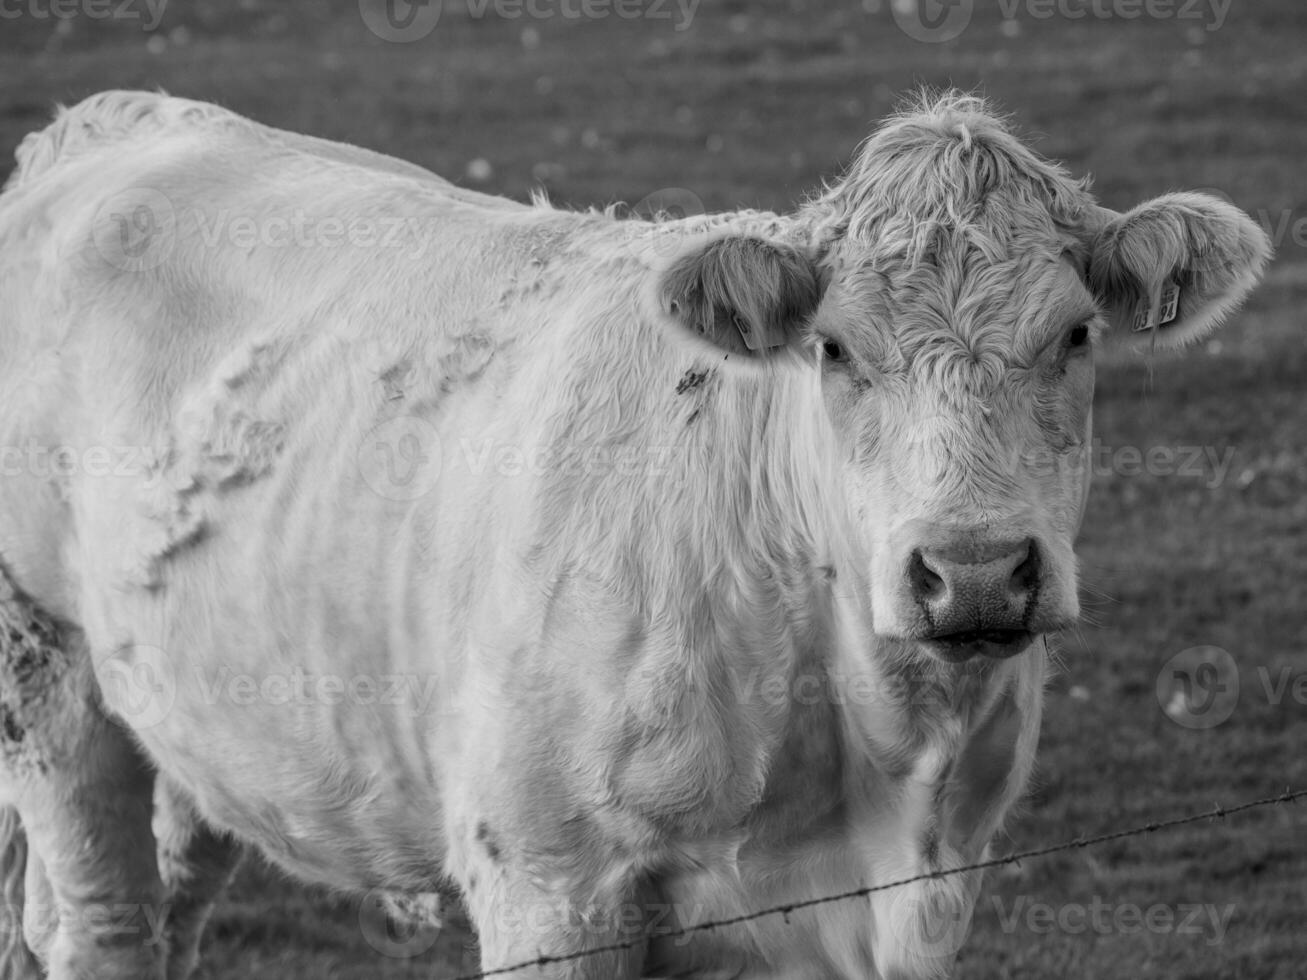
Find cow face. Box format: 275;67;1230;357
660;96;1269;664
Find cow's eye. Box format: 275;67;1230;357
1067;323;1091;348
822;339;846;362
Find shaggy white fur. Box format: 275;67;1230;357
0;90;1269;980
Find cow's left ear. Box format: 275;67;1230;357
1087;192;1272;350
659;235;826;357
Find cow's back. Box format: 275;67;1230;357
0;90;560;614
0;94;643;886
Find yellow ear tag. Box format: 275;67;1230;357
733;313;787;351
1132;281;1181;333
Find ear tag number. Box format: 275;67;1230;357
1132;281;1182;333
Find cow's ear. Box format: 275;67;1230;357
1087;192;1271;351
659;236;825;356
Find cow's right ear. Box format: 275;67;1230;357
658;236;825;356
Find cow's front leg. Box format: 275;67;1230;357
0;807;42;979
1;601;165;980
154;778;244;980
460;842;649;979
17;722;164;980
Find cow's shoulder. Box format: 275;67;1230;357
7;91;249;191
10;90;436;190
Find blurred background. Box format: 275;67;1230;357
3;0;1305;977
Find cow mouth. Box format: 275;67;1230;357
919;629;1034;663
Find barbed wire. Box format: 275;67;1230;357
449;786;1305;980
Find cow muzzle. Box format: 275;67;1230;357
905;537;1041;663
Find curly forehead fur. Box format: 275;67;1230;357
805;92;1096;269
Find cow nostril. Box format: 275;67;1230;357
1010;541;1040;595
908;550;945;602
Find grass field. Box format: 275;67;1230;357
3;0;1306;977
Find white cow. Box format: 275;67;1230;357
0;91;1269;979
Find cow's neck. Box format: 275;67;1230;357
740;561;1038;866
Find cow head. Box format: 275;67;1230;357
659;94;1270;664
